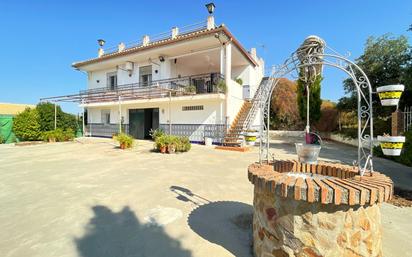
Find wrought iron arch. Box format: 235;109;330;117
258;36;374;176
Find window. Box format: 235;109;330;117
101;110;110;124
107;72;117;90
139;65;152;86
182;105;204;111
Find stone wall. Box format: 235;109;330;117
253;187;382;257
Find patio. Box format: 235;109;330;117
0;137;411;257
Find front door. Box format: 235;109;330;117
129;109;144;139
128;108;159;139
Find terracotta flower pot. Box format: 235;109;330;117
160;146;167;153
167;145;176;154
377;136;405;156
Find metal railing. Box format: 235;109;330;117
80;73;224;103
103;21;207;55
404;106;412;132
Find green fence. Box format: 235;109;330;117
0;115;17;144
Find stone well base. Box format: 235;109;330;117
253;187;382;257
248;160;393;257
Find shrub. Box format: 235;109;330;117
36;102;78;132
235;78;243;85
116;133;134;149
149;128;165;141
0;134;4;144
154;135;191;152
13;108;41;141
176;136;191;152
154;135;167;150
41;128;75;142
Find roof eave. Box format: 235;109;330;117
72;25;258;69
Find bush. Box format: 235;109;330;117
36;102;78;132
116;133;134;149
176;136;191;152
154;135;191;152
149;128;165;141
0;134;4;144
235;78;243;85
41;128;75;142
13;108;41;141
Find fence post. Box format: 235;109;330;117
391;109;404;136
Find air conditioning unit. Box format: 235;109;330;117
125;61;134;72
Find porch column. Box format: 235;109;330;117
220;46;225;76
224;42;232;127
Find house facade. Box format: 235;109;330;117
58;15;265;144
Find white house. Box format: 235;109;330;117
45;10;265;145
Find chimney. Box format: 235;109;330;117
207;15;215;30
118;42;125;52
142;35;150;46
98;48;104;57
171;27;179;39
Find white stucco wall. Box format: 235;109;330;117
86;98;225;126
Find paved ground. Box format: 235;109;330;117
0;137;411;257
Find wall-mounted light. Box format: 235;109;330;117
159;56;165;62
205;2;215;14
97;39;106;47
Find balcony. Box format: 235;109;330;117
79;73;225;104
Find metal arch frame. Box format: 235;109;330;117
259;45;374;176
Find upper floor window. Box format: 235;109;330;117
139;65;152;87
107;72;117;90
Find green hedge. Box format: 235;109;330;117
12;104;78;142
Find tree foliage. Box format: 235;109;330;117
13;103;78;141
297;75;322;126
270;78;303;130
340;34;412;117
12;108;41;141
36;102;77;132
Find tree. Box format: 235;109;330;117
297;75;322;127
36;102;78;132
340;34;412;117
13;108;41;141
270;78;303;130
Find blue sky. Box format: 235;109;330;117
1;0;411;114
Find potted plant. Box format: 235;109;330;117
166;135;177;154
155;135;167;153
217;81;227;93
377;134;405;156
244;130;258;146
116;133;133;149
149;128;164;141
185;85;196;95
376;84;404;106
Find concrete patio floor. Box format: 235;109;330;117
0;137;411;257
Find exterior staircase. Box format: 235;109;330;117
222;77;269;147
222;101;252;146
